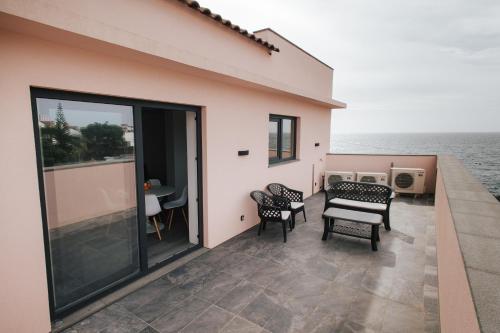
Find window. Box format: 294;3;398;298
269;115;296;164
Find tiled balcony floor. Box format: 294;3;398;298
64;193;437;333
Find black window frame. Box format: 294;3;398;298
268;114;297;165
30;87;204;320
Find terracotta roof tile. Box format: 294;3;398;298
177;0;280;53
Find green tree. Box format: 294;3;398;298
40;103;80;166
81;122;127;160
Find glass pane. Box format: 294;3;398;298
281;119;294;159
36;98;139;311
268;120;278;160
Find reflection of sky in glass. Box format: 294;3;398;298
282;119;292;150
37;98;133;127
269;121;278;148
282;119;291;133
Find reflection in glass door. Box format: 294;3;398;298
35;98;140;314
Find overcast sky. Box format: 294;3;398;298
200;0;500;133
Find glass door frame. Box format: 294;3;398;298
30;87;204;320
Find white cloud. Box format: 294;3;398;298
199;0;500;133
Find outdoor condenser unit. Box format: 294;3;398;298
324;171;355;190
391;167;426;194
356;172;388;185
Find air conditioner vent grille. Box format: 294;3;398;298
328;175;343;184
360;175;377;183
395;173;414;189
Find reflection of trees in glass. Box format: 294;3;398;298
41;103;81;166
81;122;128;161
40;103;131;167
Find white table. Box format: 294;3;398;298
322;207;382;251
146;186;176;198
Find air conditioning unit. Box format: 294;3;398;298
356;172;388;185
391;167;426;194
324;171;355;190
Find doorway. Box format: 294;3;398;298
141;107;199;268
31;88;203;319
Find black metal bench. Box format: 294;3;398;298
324;181;393;230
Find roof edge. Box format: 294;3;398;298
177;0;279;53
254;28;333;70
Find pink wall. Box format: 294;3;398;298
43;161;137;230
435;168;480;333
0;21;335;331
0;0;342;107
325;154;437;193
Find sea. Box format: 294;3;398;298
331;132;500;200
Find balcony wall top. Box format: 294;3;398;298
438;155;500;333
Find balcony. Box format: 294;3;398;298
57;154;500;333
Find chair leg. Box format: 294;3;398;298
262;221;266;230
258;219;263;236
153;215;162;240
181;207;188;227
303;207;307;222
282;220;287;243
168;209;174;230
383;212;391;231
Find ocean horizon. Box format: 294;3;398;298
331;132;500;199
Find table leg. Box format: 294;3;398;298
371;225;379;251
322;217;329;240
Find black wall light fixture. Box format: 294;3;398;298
315;142;320;147
238;150;249;156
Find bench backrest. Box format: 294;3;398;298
326;181;392;204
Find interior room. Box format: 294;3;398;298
141;107;199;268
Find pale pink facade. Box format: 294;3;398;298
0;1;344;331
326;154;437;193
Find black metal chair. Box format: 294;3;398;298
324;181;393;230
267;183;306;228
250;190;293;242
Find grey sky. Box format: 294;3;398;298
200;0;500;133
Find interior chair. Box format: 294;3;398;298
250;190;293;243
163;186;188;230
145;194;165;239
267;183;306;228
147;179;162;187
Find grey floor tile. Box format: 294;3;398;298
194;271;242;303
150;296;210;333
220;316;265;333
138;326;160;333
347;290;389;332
180;305;234;333
131;286;193;323
240;289;285;328
163;261;214;286
388;277;424;310
116;278;176;312
248;260;287;288
381;300;424;333
63;194;433;333
360;267;396;298
217;280;264;314
64;303;147;333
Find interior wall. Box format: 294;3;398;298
142;109;167;183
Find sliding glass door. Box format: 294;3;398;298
32;89;203;319
34;97;140;314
